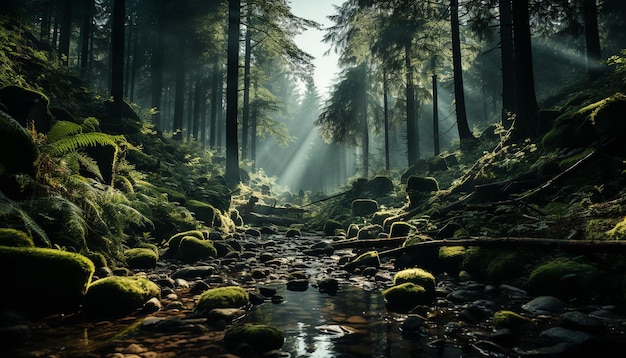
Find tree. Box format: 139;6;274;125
499;0;515;128
225;0;241;186
110;0;125;123
58;0;72;66
582;0;602;79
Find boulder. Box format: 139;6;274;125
83;276;160;318
0;228;35;247
393;268;436;295
194;286;249;314
176;236;217;263
351;199;378;217
223;324;284;353
124;247;158;269
382;282;429;313
343;251;380;273
0;246;94;316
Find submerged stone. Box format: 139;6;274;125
223;324;285;353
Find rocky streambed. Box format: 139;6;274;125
2;230;626;358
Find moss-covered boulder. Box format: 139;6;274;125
0;228;35;247
406;176;439;193
346;224;360;238
124;248;158;269
389;222;416;238
223;324;284;353
0;85;52;133
167;230;205;252
344;251;380;273
0;246;94;315
438;246;466;275
194;286;249;314
393;268;436;294
357;224;384;239
84;251;107;269
323;219;343;236
351;199;378;217
382;282;429;313
368;176;394;197
492;310;534;332
525;258;606;300
186;200;219;227
176;236;217;263
396;235;439;270
83;276;160;318
0;110;39;181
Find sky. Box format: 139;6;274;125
289;0;344;99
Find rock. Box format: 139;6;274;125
0;246;94;316
223;324;285;353
517;342;577;358
194;286;249;315
317;278;339;294
526;258;605;300
522;296;567;315
401;314;424;333
176;236;217;263
351;199;378;217
0;228;34;247
248;292;266;305
285;229;301;238
287;279;309;291
446;289;486;303
499;284;528;298
206;308;246;324
490;328;515;347
84;276;161;318
124;248;158;269
393;268;436;294
323;220;343;236
166;230;205;252
389;221;415;238
189;281;210;294
539;327;595;346
558;311;605;333
382;283;430;313
357;224;384;239
344;251;380;273
0;324;30;348
171;266;214;280
258;287;277;297
492;310;534;332
141;297;162;314
471;340;509;357
96;266;114;278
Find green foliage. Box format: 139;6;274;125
194;286;249;314
84;276;160;318
0;246;94;315
0;191;50;247
606;49;626;81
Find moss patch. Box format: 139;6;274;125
124;247;158;269
0;228;34;247
223;324;284;353
382;282;429;313
344;251;380;272
393;268;436;294
84;276;160;318
439;246;466;275
526;258;606;300
167;230;206;252
493;310;534;332
176;236;217;263
0;246;94;316
194;286;249;314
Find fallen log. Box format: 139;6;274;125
244;212;302;226
379;236;626;257
330;237;408;250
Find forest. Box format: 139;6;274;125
1;0;626;357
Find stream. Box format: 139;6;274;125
2;232;626;357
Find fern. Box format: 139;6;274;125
0;191;50;247
48;131;125;156
46;120;83;143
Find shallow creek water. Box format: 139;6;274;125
3;233;626;357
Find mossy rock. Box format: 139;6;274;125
186;200;219;227
176;236;217;263
396;235;439;270
167;230;205;252
401;160;429;183
83;276;160;318
230;209;243;227
389;222;416;238
492;310;534;332
0;85;52;133
438;246;466;275
372;210;395;226
346;224;360;238
406;176;439;193
352;199;378;217
323;219;343;236
0;228;34;247
382;282;429;313
124;248;158;269
84;251;107;269
357;224;384;239
393;268;436;294
485;250;530;283
0;110;39;179
0;246;94;316
285;228;301;238
526;258;606;300
428;155;448;172
156;185;187;204
368;176;394;197
607;216;626;239
344;251;380;273
223;324;284;353
194;286;249;314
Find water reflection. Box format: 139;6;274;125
246;282;463;357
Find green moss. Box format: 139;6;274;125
557;148;594;171
124;247;158;269
84;276;160;318
0;228;34;247
347;224;360;238
526;258;606;300
176;236;217;263
607;216;626;239
393;268;435;294
194;286;249;314
390;222;416;238
485;250;529;283
223;324;284;353
357;224;384;239
438;246;466;275
382;282;429;313
0;246;94;315
344;250;380;272
186;200;219;227
155;186;187;204
402;234;432;247
167;230;205;251
492;310;534;332
84;251;107;269
351;199;378;217
323;219;343;236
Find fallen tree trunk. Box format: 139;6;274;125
330;237;408;250
379;236;626;257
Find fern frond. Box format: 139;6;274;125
49;132;126;156
73;151;103;181
47;120;83;143
0;191;50;247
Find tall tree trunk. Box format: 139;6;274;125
151;7;165;130
172;40;186;140
361;66;369;179
383;69;390;172
511;0;539;140
124;6;134;99
40;3;52;41
583;0;602;80
499;0;515;129
110;0;125;123
187;74;194;141
193;76;201;141
225;0;241;185
405;42;419;166
129;19;139;103
210;54;220;149
217;74;224;155
242;16;252;161
200;77;208;149
251;80;259;173
80;0;94;77
58;0;72;66
451;0;474;144
432;73;440;156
